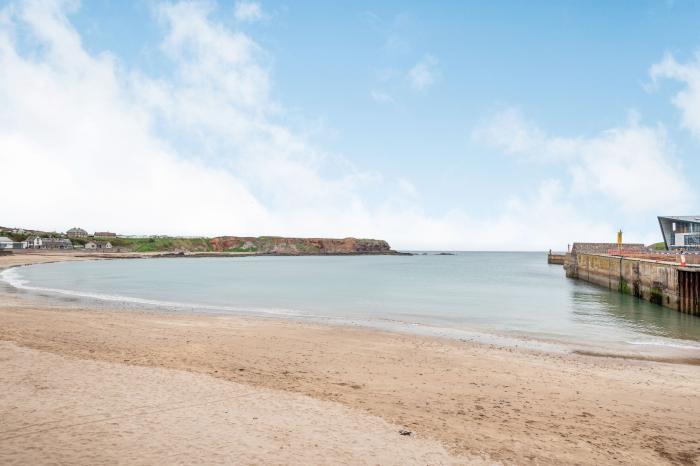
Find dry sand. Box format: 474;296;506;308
0;341;476;465
1;253;699;465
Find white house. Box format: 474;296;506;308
0;236;26;249
25;236;43;248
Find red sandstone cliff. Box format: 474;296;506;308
209;236;393;255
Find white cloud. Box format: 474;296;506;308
370;179;615;251
650;52;700;139
0;0;640;250
148;2;379;214
0;0;408;243
0;0;271;236
233;1;264;23
363;11;413;55
472;108;548;155
408;54;439;91
370;89;394;104
396;178;418;198
0;0;371;238
472;108;693;213
471;108;580;161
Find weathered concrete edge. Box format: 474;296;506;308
564;252;700;315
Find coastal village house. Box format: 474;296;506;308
94;232;117;237
66;227;88;238
26;236;43;248
658;216;700;250
25;236;73;249
43;237;73;249
0;236;26;250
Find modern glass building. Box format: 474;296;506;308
658;216;700;250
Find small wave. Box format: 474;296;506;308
0;268;29;288
0;267;311;318
625;339;700;350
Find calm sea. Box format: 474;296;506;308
4;253;700;355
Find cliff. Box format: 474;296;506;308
209;236;394;255
4;224;398;255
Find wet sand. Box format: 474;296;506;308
1;253;699;465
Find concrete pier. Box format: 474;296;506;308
565;247;700;316
547;252;566;265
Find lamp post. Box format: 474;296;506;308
617;229;623;254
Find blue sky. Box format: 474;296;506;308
1;0;699;249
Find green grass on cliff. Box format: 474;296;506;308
0;229;212;252
649;241;667;251
108;237;213;253
1;229;386;254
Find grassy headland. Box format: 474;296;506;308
0;227;394;254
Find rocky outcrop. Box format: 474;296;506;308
209;236;394;255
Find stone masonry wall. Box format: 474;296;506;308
565;252;690;312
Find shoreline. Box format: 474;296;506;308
1;248;412;259
1;253;700;464
3;252;700;366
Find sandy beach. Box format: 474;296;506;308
1;253;700;465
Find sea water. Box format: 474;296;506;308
4;253;700;354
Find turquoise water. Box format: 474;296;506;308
4;253;700;353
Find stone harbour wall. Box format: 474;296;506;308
565;252;699;315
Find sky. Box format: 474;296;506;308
0;0;698;250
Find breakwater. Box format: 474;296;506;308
565;249;700;315
547;252;565;265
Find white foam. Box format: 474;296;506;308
625;339;700;350
1;268;29;288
